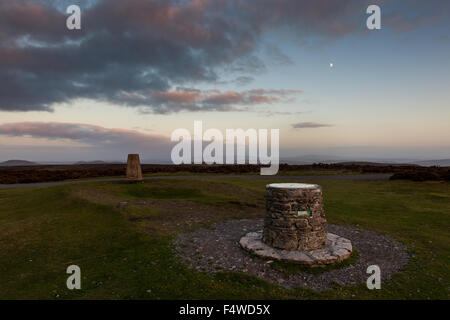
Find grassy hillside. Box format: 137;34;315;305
0;177;448;299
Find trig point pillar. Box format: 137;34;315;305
126;154;143;181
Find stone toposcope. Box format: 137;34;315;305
240;183;352;266
126;154;143;181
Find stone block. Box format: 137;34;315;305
126;154;143;181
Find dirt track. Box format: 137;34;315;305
0;173;392;189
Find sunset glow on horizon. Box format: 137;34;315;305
0;0;449;162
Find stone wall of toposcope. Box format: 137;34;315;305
262;184;327;251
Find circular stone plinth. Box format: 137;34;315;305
267;183;320;189
240;231;352;267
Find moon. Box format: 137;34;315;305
329;63;334;68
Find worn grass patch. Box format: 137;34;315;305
125;185;202;199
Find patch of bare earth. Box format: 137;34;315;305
72;183;265;237
123;199;264;237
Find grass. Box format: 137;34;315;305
0;176;448;299
64;169;363;182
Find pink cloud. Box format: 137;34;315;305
122;87;302;112
0;122;169;149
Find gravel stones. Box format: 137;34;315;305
174;219;409;290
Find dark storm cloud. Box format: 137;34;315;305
0;0;447;113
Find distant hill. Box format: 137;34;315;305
410;159;450;167
74;160;107;165
335;161;419;167
282;155;450;167
0;160;38;166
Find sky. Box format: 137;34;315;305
0;0;449;163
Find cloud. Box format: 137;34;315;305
265;44;294;66
120;88;301;113
292;122;332;129
0;122;170;149
233;76;254;86
383;0;450;32
261;110;307;117
0;0;447;112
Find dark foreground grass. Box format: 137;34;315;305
0;177;448;299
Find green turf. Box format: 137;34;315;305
0;177;448;299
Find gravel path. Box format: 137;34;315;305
174;219;409;291
0;173;392;189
